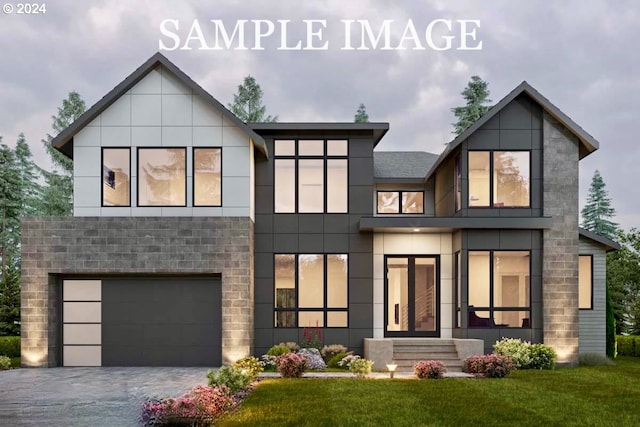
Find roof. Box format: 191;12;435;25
579;227;621;252
52;52;268;158
424;81;600;182
374;151;439;182
249;122;389;146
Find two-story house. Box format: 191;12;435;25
20;53;618;368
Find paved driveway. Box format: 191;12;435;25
0;367;211;426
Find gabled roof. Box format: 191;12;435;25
52;52;267;158
374;151;438;183
424;81;600;182
579;227;621;252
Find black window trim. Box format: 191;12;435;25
579;254;594;310
136;147;188;208
192;147;223;207
101;147;131;207
376;190;425;214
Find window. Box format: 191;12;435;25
102;148;130;206
377;191;424;214
137;148;186;206
468;151;530;208
579;255;593;309
455;252;461;328
468;251;531;328
193;148;221;206
274;254;348;327
455;155;461;211
274;139;348;213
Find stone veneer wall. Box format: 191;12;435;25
542;112;580;365
21;217;253;367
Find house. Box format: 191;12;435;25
20;53;619;368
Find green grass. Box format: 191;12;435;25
220;357;640;427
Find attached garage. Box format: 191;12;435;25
62;276;221;367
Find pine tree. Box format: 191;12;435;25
354;104;369;123
581;170;618;239
14;134;42;217
0;266;20;336
0;141;22;276
451;76;492;135
228;76;277;123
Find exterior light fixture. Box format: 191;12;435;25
386;363;398;379
413;228;420;232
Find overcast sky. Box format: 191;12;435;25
0;0;637;230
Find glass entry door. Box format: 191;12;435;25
385;256;439;337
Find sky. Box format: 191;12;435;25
0;0;637;230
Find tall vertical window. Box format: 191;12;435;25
455;156;461;211
274;254;348;327
468;151;530;208
455;252;461;328
468;251;531;328
274;139;348;213
102;148;130;206
579;255;593;309
138;148;186;206
193;148;222;206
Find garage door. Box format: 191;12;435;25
62;277;221;367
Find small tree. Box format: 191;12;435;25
0;266;20;336
451;76;492;135
354;103;369;123
228;76;277;123
581;170;618;240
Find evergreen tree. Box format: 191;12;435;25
0;266;20;336
354;104;369;123
451;76;492;135
40;91;86;216
228;76;278;123
14;134;42;217
0;141;22;276
607;229;640;334
581;170;618;239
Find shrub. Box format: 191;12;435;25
260;354;277;371
299;348;327;370
321;344;348;362
606;285;616;358
0;337;20;358
302;325;323;350
140;385;235;426
0;355;11;370
463;354;514;378
493;338;556;369
349;358;374;378
327;352;351;369
579;353;615;366
616;335;640;357
527;343;557;370
277;342;300;352
414;360;446;379
266;344;291;357
207;366;253;393
276;352;308;378
337;354;361;369
233;356;263;381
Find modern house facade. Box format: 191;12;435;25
20;53;618;368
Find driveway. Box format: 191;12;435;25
0;367;211;426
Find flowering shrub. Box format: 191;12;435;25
276;352;309;378
261;354;278;371
327;352;351;369
233;356;264;381
299;348;327;370
414;360;446;379
0;355;11;370
207;365;253;393
349;358;374;378
302;324;323;350
321;344;348;362
278;341;300;352
140;385;235;426
337;354;361;368
463;354;514;378
493;338;556;370
266;344;291;357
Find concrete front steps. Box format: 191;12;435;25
392;338;463;372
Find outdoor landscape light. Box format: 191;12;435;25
386;363;398;379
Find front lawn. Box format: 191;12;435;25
219;357;640;426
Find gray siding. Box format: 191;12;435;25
579;238;606;356
435;156;455;216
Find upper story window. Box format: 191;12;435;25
138;148;186;206
579;255;593;310
377;191;424;214
455;156;461;212
468;151;530;208
193;148;222;206
102;148;131;207
274;139;348;213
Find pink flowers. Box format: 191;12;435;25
463;354;515;378
276;352;309;378
414;360;447;379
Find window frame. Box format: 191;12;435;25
101;147;131;207
192;147;222;207
467;250;532;329
455;155;461;212
579;254;594;310
273;139;349;214
467;150;531;209
376;190;425;214
136;147;187;207
455;251;461;328
273;253;349;328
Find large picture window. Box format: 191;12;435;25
468;251;531;328
579;255;593;309
193;148;222;206
274;254;348;328
468;151;530;208
274;139;348;213
377;191;424;214
102;148;130;206
137;148;186;206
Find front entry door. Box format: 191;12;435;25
384;256;439;337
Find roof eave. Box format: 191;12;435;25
578;227;621;252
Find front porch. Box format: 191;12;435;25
364;338;483;373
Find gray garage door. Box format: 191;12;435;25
101;276;221;366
